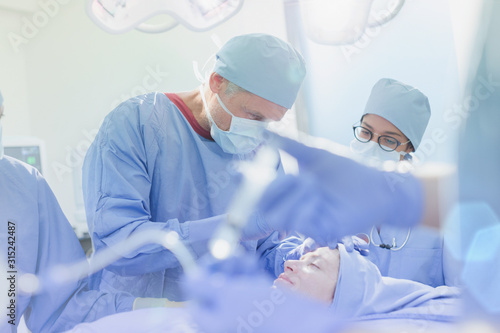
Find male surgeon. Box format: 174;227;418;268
82;33;307;300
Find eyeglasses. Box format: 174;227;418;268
352;125;410;152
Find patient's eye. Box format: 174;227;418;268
309;263;320;270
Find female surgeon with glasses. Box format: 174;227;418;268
349;78;450;288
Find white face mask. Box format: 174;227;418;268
199;86;268;155
0;123;4;159
350;139;408;168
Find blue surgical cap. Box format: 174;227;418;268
363;78;431;150
214;33;306;109
0;90;3;106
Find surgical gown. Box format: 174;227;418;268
82;92;299;300
366;225;446;287
0;156;134;333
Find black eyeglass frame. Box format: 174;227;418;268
352;125;410;152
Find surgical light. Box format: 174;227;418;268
299;0;405;45
86;0;244;34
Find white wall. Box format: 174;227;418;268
1;0;289;230
293;0;463;165
0;8;32;136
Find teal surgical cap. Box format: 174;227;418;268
214;33;306;109
363;78;431;150
0;90;3;106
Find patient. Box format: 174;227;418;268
274;247;340;304
273;245;461;321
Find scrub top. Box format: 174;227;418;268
82;92;300;300
366;225;445;287
0;156;134;333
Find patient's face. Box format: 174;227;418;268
273;247;340;304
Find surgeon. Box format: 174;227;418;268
348;78;447;287
82;33;306;300
349;78;430;165
0;91;135;332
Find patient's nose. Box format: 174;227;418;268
285;260;299;272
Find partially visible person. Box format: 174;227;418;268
349;78;430;165
275;245;461;321
82;33;307;301
257;132;425;253
0;91;134;332
347;78;445;287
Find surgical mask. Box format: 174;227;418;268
199;86;268;155
350;139;408;167
0;123;4;159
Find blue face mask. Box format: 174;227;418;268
199;86;268;155
350;139;409;168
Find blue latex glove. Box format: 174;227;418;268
259;133;424;248
284;237;319;261
340;235;370;256
182;254;337;333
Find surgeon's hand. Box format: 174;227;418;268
239;211;286;241
284;237;319;261
340;235;370;256
259;133;424;248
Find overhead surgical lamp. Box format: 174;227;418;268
299;0;405;45
86;0;244;34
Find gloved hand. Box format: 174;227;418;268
182;254;336;333
340;234;370;256
239;210;288;241
284;237;319;261
258;133;424;248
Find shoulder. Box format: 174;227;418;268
100;92;181;137
0;156;44;198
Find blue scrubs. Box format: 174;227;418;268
366;225;445;287
0;156;134;333
82;92;299;300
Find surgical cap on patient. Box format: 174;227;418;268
214;33;306;109
363;78;431;150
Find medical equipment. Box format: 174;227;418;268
259;133;424;248
86;0;244;34
299;0;405;45
3;136;46;174
209;146;280;260
18;230;196;295
370;226;411;251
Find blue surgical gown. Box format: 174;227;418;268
365;225;446;287
82;92;299;300
0;156;134;333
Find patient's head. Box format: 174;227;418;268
273;247;340;304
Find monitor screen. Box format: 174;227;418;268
5;145;43;174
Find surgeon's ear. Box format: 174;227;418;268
208;72;225;94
